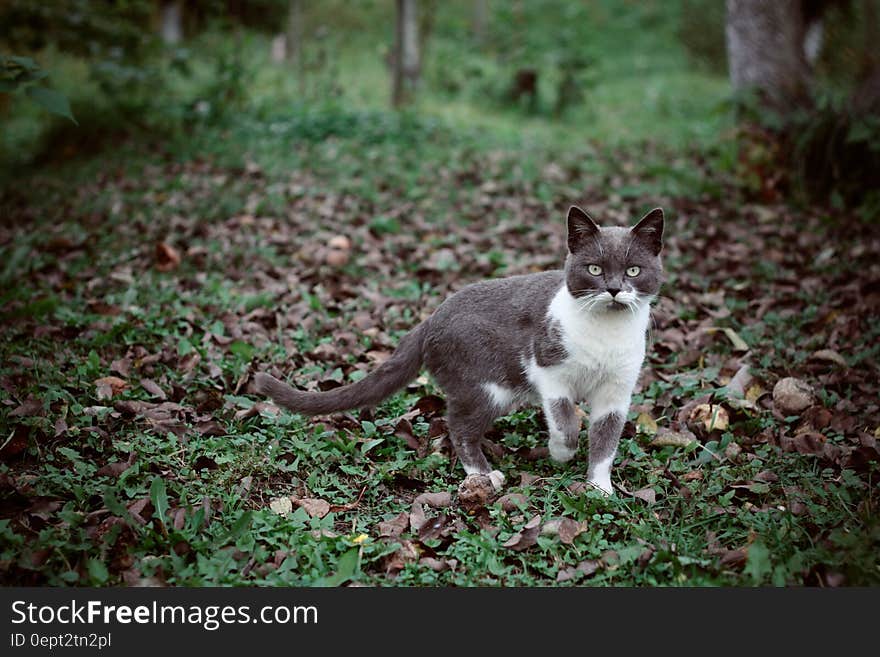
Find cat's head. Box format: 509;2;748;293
564;205;664;313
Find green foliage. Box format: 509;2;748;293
0;55;75;123
732;87;880;220
677;0;727;74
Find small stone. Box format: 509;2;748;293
772;377;814;415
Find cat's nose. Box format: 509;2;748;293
607;288;621;298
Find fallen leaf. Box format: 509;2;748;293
649;427;697;448
689;403;730;432
726;363;754;397
96;454;135;478
557;518;587;544
409;502;427;533
635;412;658;435
140;378;167;400
269;497;293;515
773;377;814;415
413;491;452;508
497;493;529;512
377;511;409;538
809;349;847;368
457;474;495;510
502;514;542;551
293;497;330;518
110;357;132;378
557;559;601;582
418;512;450;541
94;376;127;400
10;398;43;417
419;557;454;572
632;487;657;505
156;242;181;272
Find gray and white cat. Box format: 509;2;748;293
255;206;664;494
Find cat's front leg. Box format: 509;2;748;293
544;397;581;463
586;383;633;495
587;412;624;495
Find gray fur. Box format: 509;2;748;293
550;398;580;452
587;411;624;469
255;206;664;480
534;316;567;367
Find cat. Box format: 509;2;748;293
254;205;664;495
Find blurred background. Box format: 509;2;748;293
1;0;877;217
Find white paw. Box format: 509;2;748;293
488;470;506;492
548;438;576;463
587;478;614;497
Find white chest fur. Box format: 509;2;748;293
526;285;649;405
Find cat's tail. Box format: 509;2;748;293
253;321;428;415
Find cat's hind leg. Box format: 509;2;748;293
446;397;505;491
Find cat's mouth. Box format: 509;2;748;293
607;300;629;311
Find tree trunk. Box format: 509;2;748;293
392;0;420;108
725;0;809;106
286;0;306;95
160;0;183;45
473;0;488;46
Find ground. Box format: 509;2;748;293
1;109;878;586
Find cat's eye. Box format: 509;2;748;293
587;264;603;276
626;266;641;277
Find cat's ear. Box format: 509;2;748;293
631;208;664;255
567;206;600;252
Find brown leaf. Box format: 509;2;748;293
419;557;455;572
418;512;450;541
409;502;427;533
726;363;754;397
557;518;586;544
719;548;748;569
234;401;280;420
649;427;697;448
413;491;453;508
689;403;730;432
96;455;134;478
9;398;43;417
394;418;424;454
94;376;127;400
502;514;542;551
383;540;420;574
557;559;600;582
377;511;409;538
155;241;181;272
772;377;814;415
172;507;186;531
457;473;495;510
632;487;657;505
497;493;529;512
110;357;132;378
413;395;445;417
53;417;67;437
140;378;167;400
127;497;151;525
292;497;330;518
754;470;779;483
809;349;847;368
